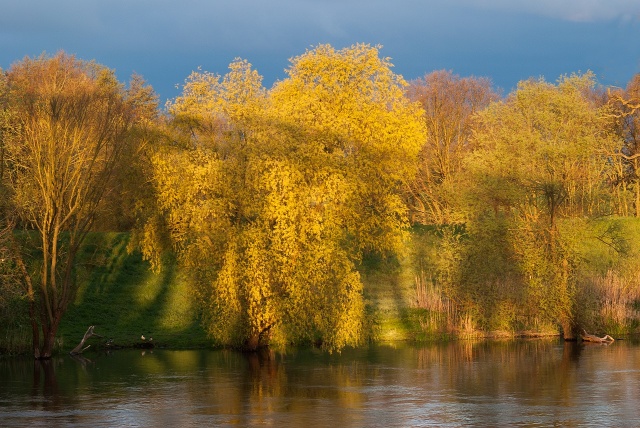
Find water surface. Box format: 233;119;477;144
1;339;639;427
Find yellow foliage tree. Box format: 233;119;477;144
270;43;425;256
607;73;640;216
462;73;619;338
147;45;424;351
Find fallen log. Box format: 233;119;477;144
70;326;103;355
581;330;615;343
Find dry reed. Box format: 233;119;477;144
593;269;640;334
414;270;478;337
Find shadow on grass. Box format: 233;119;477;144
59;233;209;351
360;251;418;342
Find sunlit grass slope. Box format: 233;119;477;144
58;233;209;351
362;218;640;342
60;231;427;352
360;227;438;342
361;258;423;342
8;217;640;356
59;231;431;351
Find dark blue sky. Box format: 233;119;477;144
2;0;639;103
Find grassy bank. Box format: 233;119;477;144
2;231;435;354
57;233;210;351
0;233;210;355
363;219;640;342
3;219;640;355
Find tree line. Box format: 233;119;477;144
1;45;639;358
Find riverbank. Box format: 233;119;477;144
58;233;211;352
2;231;445;354
3;221;640;355
58;233;432;352
56;230;562;351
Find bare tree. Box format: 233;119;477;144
405;70;499;224
1;52;150;358
607;74;640;216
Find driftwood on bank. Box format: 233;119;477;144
581;330;615;344
70;325;103;355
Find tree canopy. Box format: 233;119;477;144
1;46;639;356
144;44;425;351
0;52;156;358
406;70;498;224
454;73;621;338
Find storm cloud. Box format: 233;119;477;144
1;0;639;101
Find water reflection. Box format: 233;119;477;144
32;359;60;409
1;340;639;427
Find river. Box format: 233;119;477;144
1;339;639;427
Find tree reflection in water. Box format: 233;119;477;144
0;341;639;427
32;359;60;409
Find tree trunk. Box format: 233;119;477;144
560;316;576;341
581;331;615;343
38;312;62;360
245;333;260;351
40;328;56;360
70;326;102;355
245;324;272;351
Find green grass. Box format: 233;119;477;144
360;229;439;342
60;230;437;351
4;218;639;356
57;233;210;352
361;218;640;342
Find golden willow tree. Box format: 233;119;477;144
0;53;156;358
146;44;425;351
460;73;619;339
